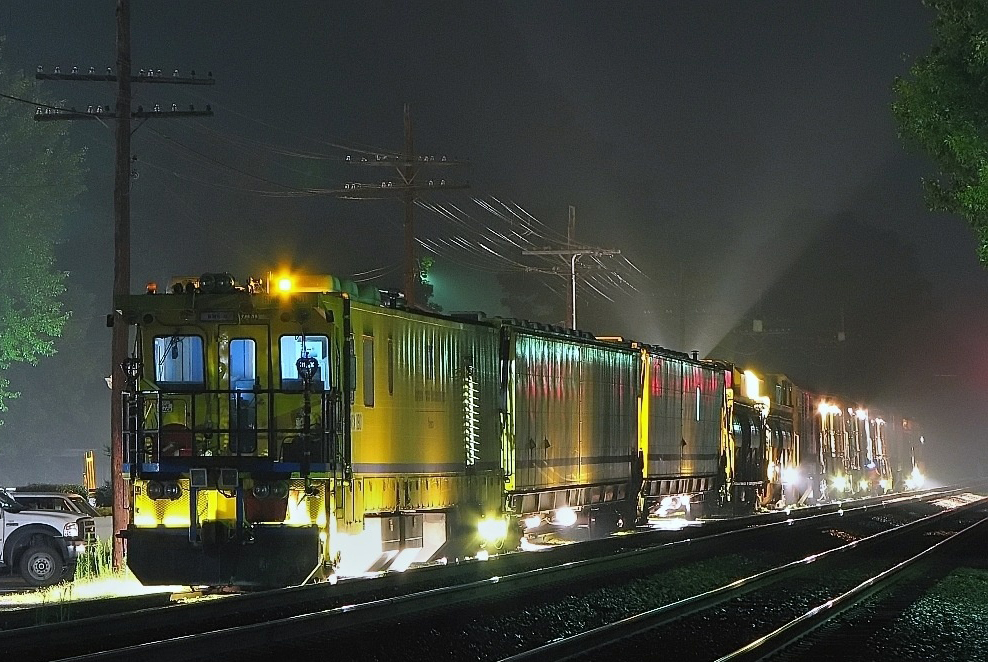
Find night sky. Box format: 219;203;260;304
1;2;985;485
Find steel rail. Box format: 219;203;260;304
2;485;973;661
495;493;988;662
40;495;954;662
716;514;988;662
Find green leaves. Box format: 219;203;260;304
894;0;988;265
0;40;86;419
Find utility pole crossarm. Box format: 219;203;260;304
35;108;214;121
343;157;469;167
335;181;470;197
37;70;215;85
522;248;620;257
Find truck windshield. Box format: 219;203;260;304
68;495;100;517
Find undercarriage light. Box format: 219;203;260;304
476;549;490;561
859;479;869;491
879;479;890;490
524;514;542;530
478;516;508;543
554;506;578;527
782;467;799;485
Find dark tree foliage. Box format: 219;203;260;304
893;0;988;264
0;40;86;419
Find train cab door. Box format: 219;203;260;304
218;326;270;457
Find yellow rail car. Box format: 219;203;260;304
118;274;504;587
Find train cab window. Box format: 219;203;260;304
229;339;256;390
154;335;205;389
279;335;329;390
230;339;258;453
362;336;375;407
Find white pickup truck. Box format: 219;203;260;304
0;488;95;586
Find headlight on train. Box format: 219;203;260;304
478;516;508;542
554;506;578;527
146;481;165;500
523;514;543;530
63;522;79;538
146;480;181;500
252;483;271;499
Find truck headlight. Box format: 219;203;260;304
63;522;79;538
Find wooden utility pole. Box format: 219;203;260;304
109;0;131;569
336;104;468;307
36;1;213;569
402;105;416;305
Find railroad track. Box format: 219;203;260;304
498;492;988;662
1;485;978;661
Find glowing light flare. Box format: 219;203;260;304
781;467;799;485
554;506;578;527
905;467;926;490
742;370;761;400
523;514;543;530
478;515;508;542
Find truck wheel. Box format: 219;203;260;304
19;542;66;587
